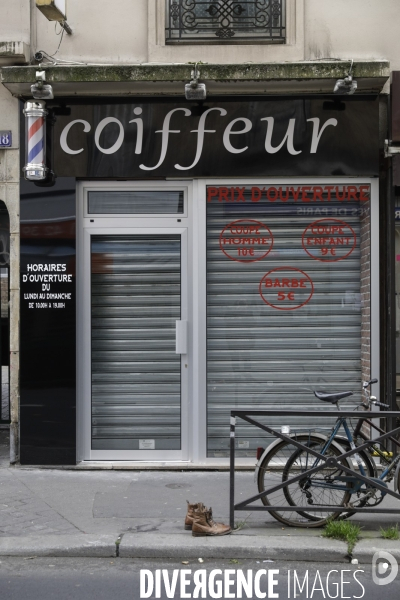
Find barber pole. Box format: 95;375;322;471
23;100;48;181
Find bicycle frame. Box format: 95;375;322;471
354;414;400;463
303;417;366;494
307;414;400;495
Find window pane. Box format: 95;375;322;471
88;191;184;214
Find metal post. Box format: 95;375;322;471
229;413;236;529
388;76;399;449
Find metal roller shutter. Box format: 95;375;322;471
206;184;370;457
91;235;181;451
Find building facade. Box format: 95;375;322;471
0;1;398;466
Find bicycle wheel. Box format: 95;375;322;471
330;437;377;518
257;434;352;527
395;459;400;494
283;439;377;524
288;435;378;520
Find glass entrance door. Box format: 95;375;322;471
82;228;188;461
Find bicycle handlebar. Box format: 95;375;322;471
372;400;390;409
359;398;389;410
362;378;378;389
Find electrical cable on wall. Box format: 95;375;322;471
52;21;65;58
34;18;87;66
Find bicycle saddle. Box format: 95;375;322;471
314;391;353;403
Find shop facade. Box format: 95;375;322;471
18;94;383;466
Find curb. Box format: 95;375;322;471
353;539;400;564
119;533;349;562
0;533;398;563
0;534;117;558
0;533;348;562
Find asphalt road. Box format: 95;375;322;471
0;557;399;600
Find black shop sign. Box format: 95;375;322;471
50;97;379;178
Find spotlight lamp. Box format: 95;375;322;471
31;71;54;100
185;64;207;101
334;60;357;95
334;74;357;95
35;1;72;34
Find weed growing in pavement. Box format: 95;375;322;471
234;513;251;532
322;520;361;555
380;523;400;540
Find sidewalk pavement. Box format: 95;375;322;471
0;430;399;563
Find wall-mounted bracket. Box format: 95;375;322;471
385;140;400;158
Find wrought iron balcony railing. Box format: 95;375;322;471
165;0;286;44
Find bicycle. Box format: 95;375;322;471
256;378;400;527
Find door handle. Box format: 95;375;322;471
176;320;188;354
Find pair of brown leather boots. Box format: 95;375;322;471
184;501;232;536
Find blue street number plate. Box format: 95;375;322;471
0;131;12;147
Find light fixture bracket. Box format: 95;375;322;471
333;60;357;95
334;75;357;95
31;71;54;100
185;64;207;101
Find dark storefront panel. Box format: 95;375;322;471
395;204;400;403
50;97;379;178
20;178;76;465
0;204;9;423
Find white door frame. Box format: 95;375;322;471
76;181;192;462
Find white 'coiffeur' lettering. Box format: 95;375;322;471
60;119;91;154
223;117;252;154
129;107;144;155
140;108;191;170
94;117;125;154
175;107;228;170
307;117;338;153
262;117;301;155
59;108;338;165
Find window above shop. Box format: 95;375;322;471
165;0;286;44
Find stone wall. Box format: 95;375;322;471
0;86;19;463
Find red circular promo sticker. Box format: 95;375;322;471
302;218;356;262
259;267;314;311
219;219;274;262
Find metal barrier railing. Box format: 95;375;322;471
229;410;400;529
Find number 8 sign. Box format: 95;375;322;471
0;131;12;148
